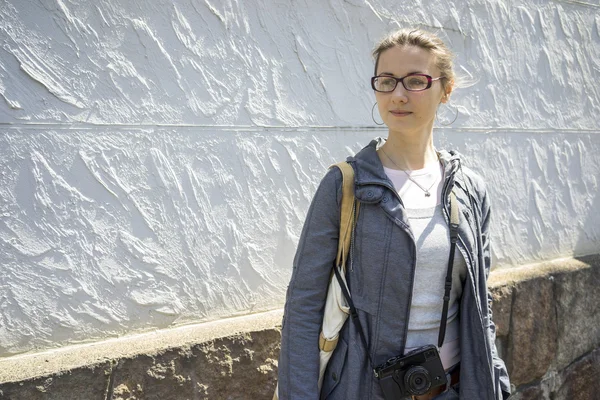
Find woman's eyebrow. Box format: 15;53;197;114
377;71;425;76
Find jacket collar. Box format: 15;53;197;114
346;137;463;203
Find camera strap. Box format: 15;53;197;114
438;191;459;349
332;191;460;371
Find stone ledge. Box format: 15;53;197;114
488;255;598;288
0;329;283;400
0;309;283;385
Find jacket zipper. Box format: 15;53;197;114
381;183;418;357
401;223;417;356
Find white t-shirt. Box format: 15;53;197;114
383;162;466;370
383;161;444;209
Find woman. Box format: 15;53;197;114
277;28;511;400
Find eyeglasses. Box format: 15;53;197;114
371;74;444;92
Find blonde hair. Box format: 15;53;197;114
372;28;455;92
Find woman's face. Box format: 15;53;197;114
374;45;451;137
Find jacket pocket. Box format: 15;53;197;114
351;292;379;316
320;336;349;399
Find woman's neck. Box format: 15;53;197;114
378;132;437;171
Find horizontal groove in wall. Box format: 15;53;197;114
552;0;600;9
0;123;599;135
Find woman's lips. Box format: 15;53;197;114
390;110;412;116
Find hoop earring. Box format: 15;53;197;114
435;102;459;126
371;102;384;126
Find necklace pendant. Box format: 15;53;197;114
425;192;431;197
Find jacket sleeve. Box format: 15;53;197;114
277;167;342;399
479;183;512;399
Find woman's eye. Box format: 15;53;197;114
408;78;426;86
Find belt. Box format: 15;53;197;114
411;367;460;400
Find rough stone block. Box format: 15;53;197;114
506;276;557;386
0;363;111;400
513;384;546;400
108;329;281;400
490;283;513;339
490;283;514;361
553;258;600;370
554;348;600;400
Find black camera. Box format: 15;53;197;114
374;344;447;398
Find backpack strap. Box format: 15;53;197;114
330;162;360;273
328;162;374;369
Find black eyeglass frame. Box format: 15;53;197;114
370;74;445;92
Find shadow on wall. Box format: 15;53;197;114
574;177;600;258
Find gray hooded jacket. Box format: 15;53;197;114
278;138;511;400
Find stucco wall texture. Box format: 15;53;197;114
0;0;599;357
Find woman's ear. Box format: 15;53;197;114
441;79;454;104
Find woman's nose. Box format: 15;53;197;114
391;83;409;103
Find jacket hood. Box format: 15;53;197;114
346;138;462;203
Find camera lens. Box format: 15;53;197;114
404;366;432;395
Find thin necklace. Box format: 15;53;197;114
381;148;438;197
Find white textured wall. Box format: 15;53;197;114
1;0;599;356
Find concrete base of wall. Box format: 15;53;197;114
1;255;599;400
0;311;283;400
